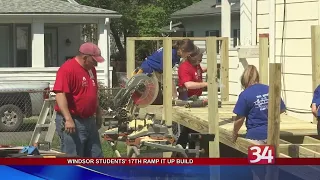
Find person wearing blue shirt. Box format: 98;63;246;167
232;65;286;144
310;85;320;135
133;39;196;104
232;65;286;180
139;39;196;74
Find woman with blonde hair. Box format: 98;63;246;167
232;65;286;180
232;65;286;144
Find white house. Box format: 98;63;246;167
233;0;319;122
0;0;121;88
162;0;240;69
163;0;317;122
161;0;240;95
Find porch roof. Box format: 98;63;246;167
0;0;121;18
171;0;240;19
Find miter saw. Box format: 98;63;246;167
102;73;210;158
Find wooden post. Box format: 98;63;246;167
311;26;320;124
206;37;220;158
126;38;135;78
259;34;269;85
125;38;136;156
266;63;281;180
162;37;173;157
207;37;220;180
220;37;229;101
267;63;281;156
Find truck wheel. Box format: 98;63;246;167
0;104;24;132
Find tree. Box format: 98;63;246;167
76;0;200;62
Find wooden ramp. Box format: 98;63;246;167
171;101;320;158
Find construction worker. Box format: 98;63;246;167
53;42;104;158
232;65;286;180
175;47;207;155
232;65;286;144
310;85;320;135
177;47;207;100
133;39;196;104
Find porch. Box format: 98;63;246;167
0;20;114;88
0;0;121;88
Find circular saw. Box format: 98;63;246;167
112;73;159;111
127;73;159;108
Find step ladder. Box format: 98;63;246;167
29;97;57;147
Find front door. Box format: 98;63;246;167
44;28;58;67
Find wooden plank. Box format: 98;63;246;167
303;136;320;144
127;37;163;41
206;36;220;158
173;105;318;136
267;63;282;157
126;38;135;78
279;139;320;158
172;111;290;158
259;34;269;85
162;37;173;158
125;38;135;156
220;37;229;101
302;136;320;152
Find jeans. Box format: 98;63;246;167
55;113;103;157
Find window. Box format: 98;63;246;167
233;29;240;47
205;30;220;53
0;25;12;67
16;25;31;67
0;24;31;67
183;31;194;37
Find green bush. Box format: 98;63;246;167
98;82;121;111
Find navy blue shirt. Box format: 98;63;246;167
233;84;286;140
311;85;320;117
140;47;180;74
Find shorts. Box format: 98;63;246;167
248;139;268;179
248;139;267;145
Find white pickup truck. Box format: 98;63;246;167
0;82;50;132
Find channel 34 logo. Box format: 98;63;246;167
248;145;275;164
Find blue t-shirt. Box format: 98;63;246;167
311;85;320;117
140;47;180;74
233;84;286;140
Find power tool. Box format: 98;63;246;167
101;72;212;158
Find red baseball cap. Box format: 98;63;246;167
79;42;105;63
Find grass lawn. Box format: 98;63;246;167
8;133;128;157
51;134;128;157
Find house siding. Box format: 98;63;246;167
0;67;107;89
172;15;241;98
255;0;319;121
174;15;241;100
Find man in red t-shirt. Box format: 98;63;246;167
176;47;207;156
178;47;207;100
53;42;104;157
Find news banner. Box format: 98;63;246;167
1;145;320;180
0;145;319;165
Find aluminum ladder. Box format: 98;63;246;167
29;97;57;147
